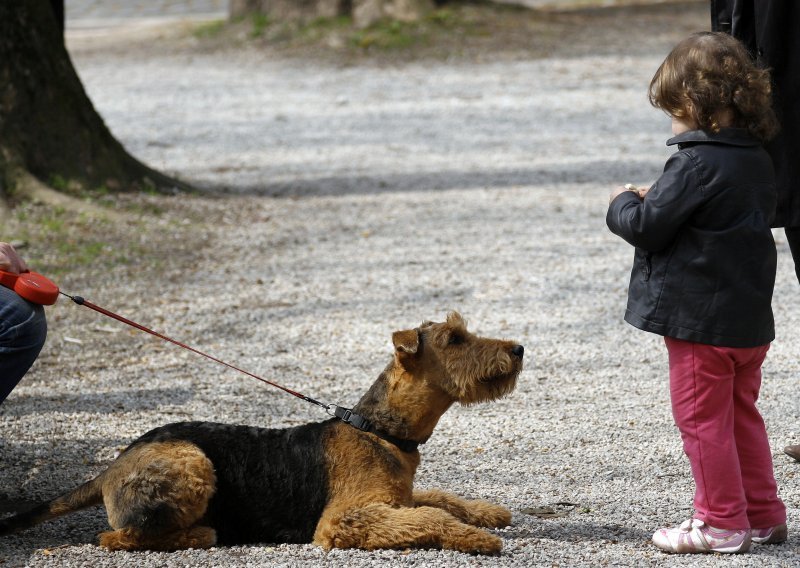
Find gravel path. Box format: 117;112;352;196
2;3;798;566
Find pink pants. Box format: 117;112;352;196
665;337;786;530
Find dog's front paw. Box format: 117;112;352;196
314;509;370;550
473;532;503;555
445;527;503;555
469;501;512;528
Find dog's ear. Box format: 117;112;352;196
446;311;465;328
392;328;420;355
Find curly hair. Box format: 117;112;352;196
649;31;779;142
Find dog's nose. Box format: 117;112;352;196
511;345;524;358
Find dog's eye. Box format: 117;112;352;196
448;333;464;345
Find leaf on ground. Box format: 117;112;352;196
522;502;580;518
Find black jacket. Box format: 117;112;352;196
711;0;800;227
607;129;776;347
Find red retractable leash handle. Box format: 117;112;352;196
0;270;60;305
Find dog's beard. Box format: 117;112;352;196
458;371;518;406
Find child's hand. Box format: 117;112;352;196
629;184;650;199
609;184;647;203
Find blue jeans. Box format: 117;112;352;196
0;285;48;404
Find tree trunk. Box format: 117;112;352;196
0;1;189;208
352;0;434;27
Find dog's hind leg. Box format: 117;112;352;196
315;503;503;554
99;525;216;551
412;489;512;528
98;440;217;551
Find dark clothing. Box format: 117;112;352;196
785;226;800;282
711;0;800;229
607;128;777;348
0;285;47;404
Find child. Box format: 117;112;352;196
606;32;787;554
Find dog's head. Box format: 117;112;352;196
392;311;523;406
352;312;523;443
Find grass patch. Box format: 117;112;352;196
2;193;208;283
313;6;491;54
298;15;352;42
7;203;135;278
44;173;165;211
189;2;550;60
250;13;272;38
350;18;423;51
193;19;226;39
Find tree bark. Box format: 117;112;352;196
353;0;435;27
0;1;189;208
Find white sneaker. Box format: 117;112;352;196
652;518;751;554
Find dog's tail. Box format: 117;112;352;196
0;475;104;537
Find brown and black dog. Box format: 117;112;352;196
0;312;523;554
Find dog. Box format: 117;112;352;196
0;312;524;554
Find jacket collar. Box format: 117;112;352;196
667;128;759;149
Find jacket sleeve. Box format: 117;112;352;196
606;151;705;252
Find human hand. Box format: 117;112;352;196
627;184;650;199
0;242;29;274
609;184;647;204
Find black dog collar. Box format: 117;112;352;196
333;406;420;453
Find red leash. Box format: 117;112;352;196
58;290;329;410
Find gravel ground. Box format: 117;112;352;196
2;2;799;566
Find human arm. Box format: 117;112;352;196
606;152;704;251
